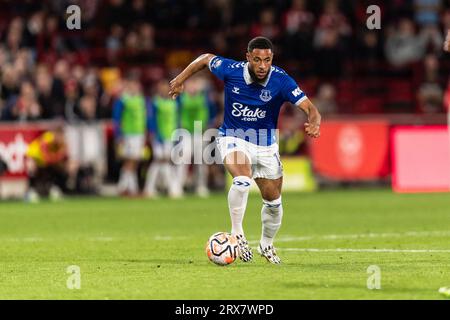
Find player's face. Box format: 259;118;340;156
246;49;273;81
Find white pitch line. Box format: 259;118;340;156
249;230;450;244
87;237;114;242
153;236;188;241
0;235;190;242
280;248;450;253
0;237;44;242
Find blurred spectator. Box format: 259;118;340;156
282;0;315;60
442;10;450;31
145;79;181;198
355;31;384;66
130;0;148;27
72;64;86;84
250;8;281;41
211;32;229;57
25;126;68;202
113;74;149;196
0;64;20;104
1;0;450;199
0;45;7;66
138;23;155;52
99;67;122;95
414;0;442;27
314;28;344;79
83;68;102;101
3;81;42;121
417;54;444;113
204;0;233;29
106;24;124;64
5;17;24;56
385;18;443;67
37;14;65;59
121;31;141;64
53;59;70;83
35;65;63;119
103;0;128;28
23;10;44;50
313;0;351;78
65;94;106;194
312;83;338;115
0;0;449;122
63;79;81;122
421;25;444;52
78;0;100;29
316;0;351;42
45;59;68;112
79;95;98;121
284;0;314;35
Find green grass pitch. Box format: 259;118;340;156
0;189;449;300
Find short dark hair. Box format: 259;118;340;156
247;36;273;52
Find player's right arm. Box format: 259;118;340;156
169;53;216;99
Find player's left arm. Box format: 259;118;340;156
298;98;321;138
282;75;321;138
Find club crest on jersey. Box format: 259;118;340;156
259;89;272;102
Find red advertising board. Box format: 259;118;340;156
0;123;47;178
391;126;450;193
309;120;390;180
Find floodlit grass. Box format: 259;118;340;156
0;189;449;299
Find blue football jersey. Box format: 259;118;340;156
208;55;307;146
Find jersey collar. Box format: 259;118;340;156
243;62;273;87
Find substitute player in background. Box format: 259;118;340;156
145;79;181;198
169;37;321;264
178;75;217;197
113;74;150;196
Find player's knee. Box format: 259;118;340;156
231;176;252;193
262;196;282;213
262;190;281;202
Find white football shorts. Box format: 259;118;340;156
216;136;283;180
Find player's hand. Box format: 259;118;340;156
168;78;184;99
444;30;450;52
304;122;320;138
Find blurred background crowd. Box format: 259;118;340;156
2;0;450;122
1;0;450;199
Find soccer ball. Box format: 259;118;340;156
205;232;238;266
